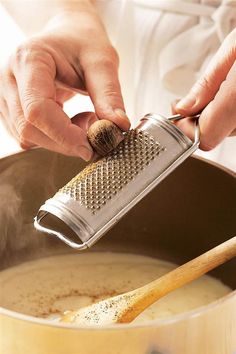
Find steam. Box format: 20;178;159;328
0;152;62;268
0;182;22;253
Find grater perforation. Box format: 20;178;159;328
59;129;165;214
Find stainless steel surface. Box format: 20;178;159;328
60;130;164;211
34;114;200;250
168;113;201;122
0;148;235;354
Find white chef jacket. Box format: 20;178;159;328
0;1;235;170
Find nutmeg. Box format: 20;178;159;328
87;120;124;156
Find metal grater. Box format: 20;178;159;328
34;113;200;250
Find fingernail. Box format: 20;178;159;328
171;99;180;114
114;108;130;130
176;94;196;110
114;108;127;118
79;146;93;161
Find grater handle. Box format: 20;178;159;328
168;113;200;147
168;113;201;121
34;214;88;250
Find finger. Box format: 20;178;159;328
5;88;82;156
17;122;86;156
0;95;9;118
81;46;130;131
177;61;236;150
11;47;93;160
0;72;12;135
171;99;197;142
0;73;24;141
71;111;98;131
171;99;180;114
175;29;236;115
197;60;236;150
0;96;10;127
4;72;91;157
3;74;54;151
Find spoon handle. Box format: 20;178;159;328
122;237;236;322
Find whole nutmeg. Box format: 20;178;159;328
87;120;124;156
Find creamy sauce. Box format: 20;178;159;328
0;252;231;324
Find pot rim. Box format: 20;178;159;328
0;148;235;177
1;291;235;330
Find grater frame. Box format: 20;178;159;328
34;114;200;250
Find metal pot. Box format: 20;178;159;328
0;149;235;354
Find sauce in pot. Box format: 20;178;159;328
0;252;231;324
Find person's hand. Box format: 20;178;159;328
173;28;236;151
0;3;130;160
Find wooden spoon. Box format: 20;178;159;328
61;236;236;326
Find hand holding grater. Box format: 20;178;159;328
34;113;200;250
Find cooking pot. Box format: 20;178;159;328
0;149;235;354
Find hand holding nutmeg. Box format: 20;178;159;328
87;120;124;156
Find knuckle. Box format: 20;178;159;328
55;125;76;151
25;100;42;125
105;45;119;65
17;121;32;142
195;76;212;92
12;43;32;66
56;133;68;149
87;45;119;69
194;75;218;99
5;71;15;86
11;39;45;68
102;52;119;68
13;44;26;63
0;96;6;111
97;57;114;69
19;140;31;150
0;67;15;87
95;86;123;114
103;82;121;98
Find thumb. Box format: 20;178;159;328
82;47;130;131
175;30;236;115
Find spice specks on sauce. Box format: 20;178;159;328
0;252;231;326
